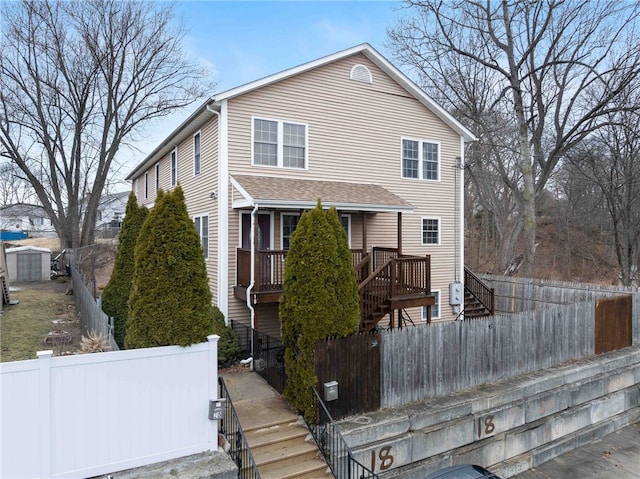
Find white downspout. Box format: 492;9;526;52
246;203;259;363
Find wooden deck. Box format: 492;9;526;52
234;247;435;331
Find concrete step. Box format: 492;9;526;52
252;436;319;466
259;453;331;479
245;420;308;448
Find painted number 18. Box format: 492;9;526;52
370;446;394;471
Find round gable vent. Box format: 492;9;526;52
350;64;373;84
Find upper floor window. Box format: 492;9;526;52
194;215;209;259
155;163;160;193
144;172;149;199
170;148;177;187
402;139;439;181
422;217;440;245
253;118;307;169
193;131;201;175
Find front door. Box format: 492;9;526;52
241;213;271;250
241;213;272;285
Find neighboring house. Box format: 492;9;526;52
95;190;129;228
126;43;488;339
0;203;55;237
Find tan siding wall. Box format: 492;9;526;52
226;53;462;321
131;115;221;305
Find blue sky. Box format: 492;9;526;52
118;0;405;183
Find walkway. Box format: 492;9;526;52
220;369;332;479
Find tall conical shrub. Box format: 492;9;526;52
101;193;148;348
126;186;213;348
280;201;359;421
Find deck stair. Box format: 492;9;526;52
463;267;494;319
1;273;9;306
224;372;331;479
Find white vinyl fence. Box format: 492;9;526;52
0;335;220;479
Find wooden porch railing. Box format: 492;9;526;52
236;248;370;291
464;267;495;315
359;256;431;328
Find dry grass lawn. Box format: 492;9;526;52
1;280;82;362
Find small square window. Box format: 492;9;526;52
422;218;440;245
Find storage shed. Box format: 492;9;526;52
5;246;52;282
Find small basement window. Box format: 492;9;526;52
350;64;373;84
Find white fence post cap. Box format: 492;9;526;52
37;350;54;359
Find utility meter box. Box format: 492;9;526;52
449;282;463;306
324;381;339;402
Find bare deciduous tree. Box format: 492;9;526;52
0;0;212;249
389;0;640;276
0;161;36;206
566;107;640;286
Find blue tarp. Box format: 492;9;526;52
0;231;28;241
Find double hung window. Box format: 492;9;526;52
402;139;439;181
194;215;209;258
254;118;307;169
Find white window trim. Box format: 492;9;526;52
400;137;441;182
170;147;178;187
341;214;352;247
154;163;160;193
280;211;301;250
421;216;441;246
193;213;209;259
251;116;309;170
193;130;201;176
144;172;149;199
422;289;441;321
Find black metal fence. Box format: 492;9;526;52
307;387;378;479
218;376;261;479
230;320;287;394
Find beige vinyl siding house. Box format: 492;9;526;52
126;43;477;339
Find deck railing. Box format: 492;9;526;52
218;377;262;479
464;267;495;315
307;387;379;479
237;248;371;290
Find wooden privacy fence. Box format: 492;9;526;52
71;267;119;351
314;332;381;419
595;295;633;354
481;274;639;313
381;302;594;408
313;301;599;414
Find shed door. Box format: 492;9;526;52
16;253;41;281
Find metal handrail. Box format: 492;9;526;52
218;377;262;479
306;387;379;479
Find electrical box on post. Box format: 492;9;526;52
449;282;463;306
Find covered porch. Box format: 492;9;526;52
230;175;436;332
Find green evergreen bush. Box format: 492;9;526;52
212;306;240;366
101;193;148;348
126;186;214;348
280;201;360;421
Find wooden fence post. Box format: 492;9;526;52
208;335;220;452
37;350;53;478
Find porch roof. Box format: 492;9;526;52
230;175;415;213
